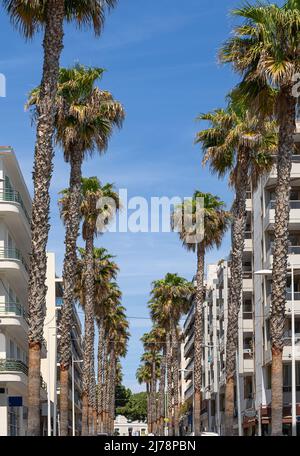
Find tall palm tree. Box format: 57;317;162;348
79;177;120;435
96;281;121;433
219;1;300;435
150;274;194;436
172;193;230;435
136;364;152;429
28;65;124;435
141;330;162;435
196;99;276;434
2;1;117;435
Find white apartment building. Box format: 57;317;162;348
0;146;47;436
41;252;83;436
253;147;300;436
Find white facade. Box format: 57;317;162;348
0;146;47;436
41;252;83;436
114;415;148;436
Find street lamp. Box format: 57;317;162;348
255;266;298;437
72;356;83;436
47;328;61;437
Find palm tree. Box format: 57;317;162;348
136;364;152;428
150;274;194;436
196;99;276;434
104;302;129;434
2;1;117;435
219;1;300;435
141;330;162;435
172;193;230;435
77;177;120;435
28;65;124;435
96;281;121;433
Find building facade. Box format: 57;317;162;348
41;252;83;436
0;146;47;436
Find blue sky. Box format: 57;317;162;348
0;0;243;392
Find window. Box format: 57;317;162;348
283;363;300;391
16;346;20;360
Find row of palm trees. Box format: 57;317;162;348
1;0;129;436
138;0;300;436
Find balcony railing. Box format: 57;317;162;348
0;302;28;322
0;359;28;375
0;359;47;390
268;245;300;256
268;200;300;210
0;189;30;224
0;248;29;274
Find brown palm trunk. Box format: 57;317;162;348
27;0;65;436
158;346;166;436
150;358;157;434
97;319;105;433
270;85;296;436
59;147;83;436
81;393;89;436
224;149;248;436
171;325;179;436
81;233;95;436
146;383;151;433
27;343;42;436
59;368;69;437
166;331;173;436
194;242;205;436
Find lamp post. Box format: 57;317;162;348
47;327;60;436
72;356;83;436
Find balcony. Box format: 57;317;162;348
184;334;194;358
265;292;300;316
264;200;300;231
0;359;47;393
0;189;30;224
265;245;300;269
244;232;253;252
0;302;28;339
184;382;194;401
184;305;195;333
266;155;300;185
283;338;300;361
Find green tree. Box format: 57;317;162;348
116;392;148;422
115;385;132;409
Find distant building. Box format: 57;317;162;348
114;415;148;436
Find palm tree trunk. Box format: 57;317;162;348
146;383;151;433
224;148;248;436
107;345;116;435
194;242;205;436
59;148;83;436
271;85;296;436
158;346;166;436
27;0;64;436
97;319;105;433
103;337;109;433
89;360;96;435
166;331;173;436
81;234;95;436
150;357;157;435
171;324;179;436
